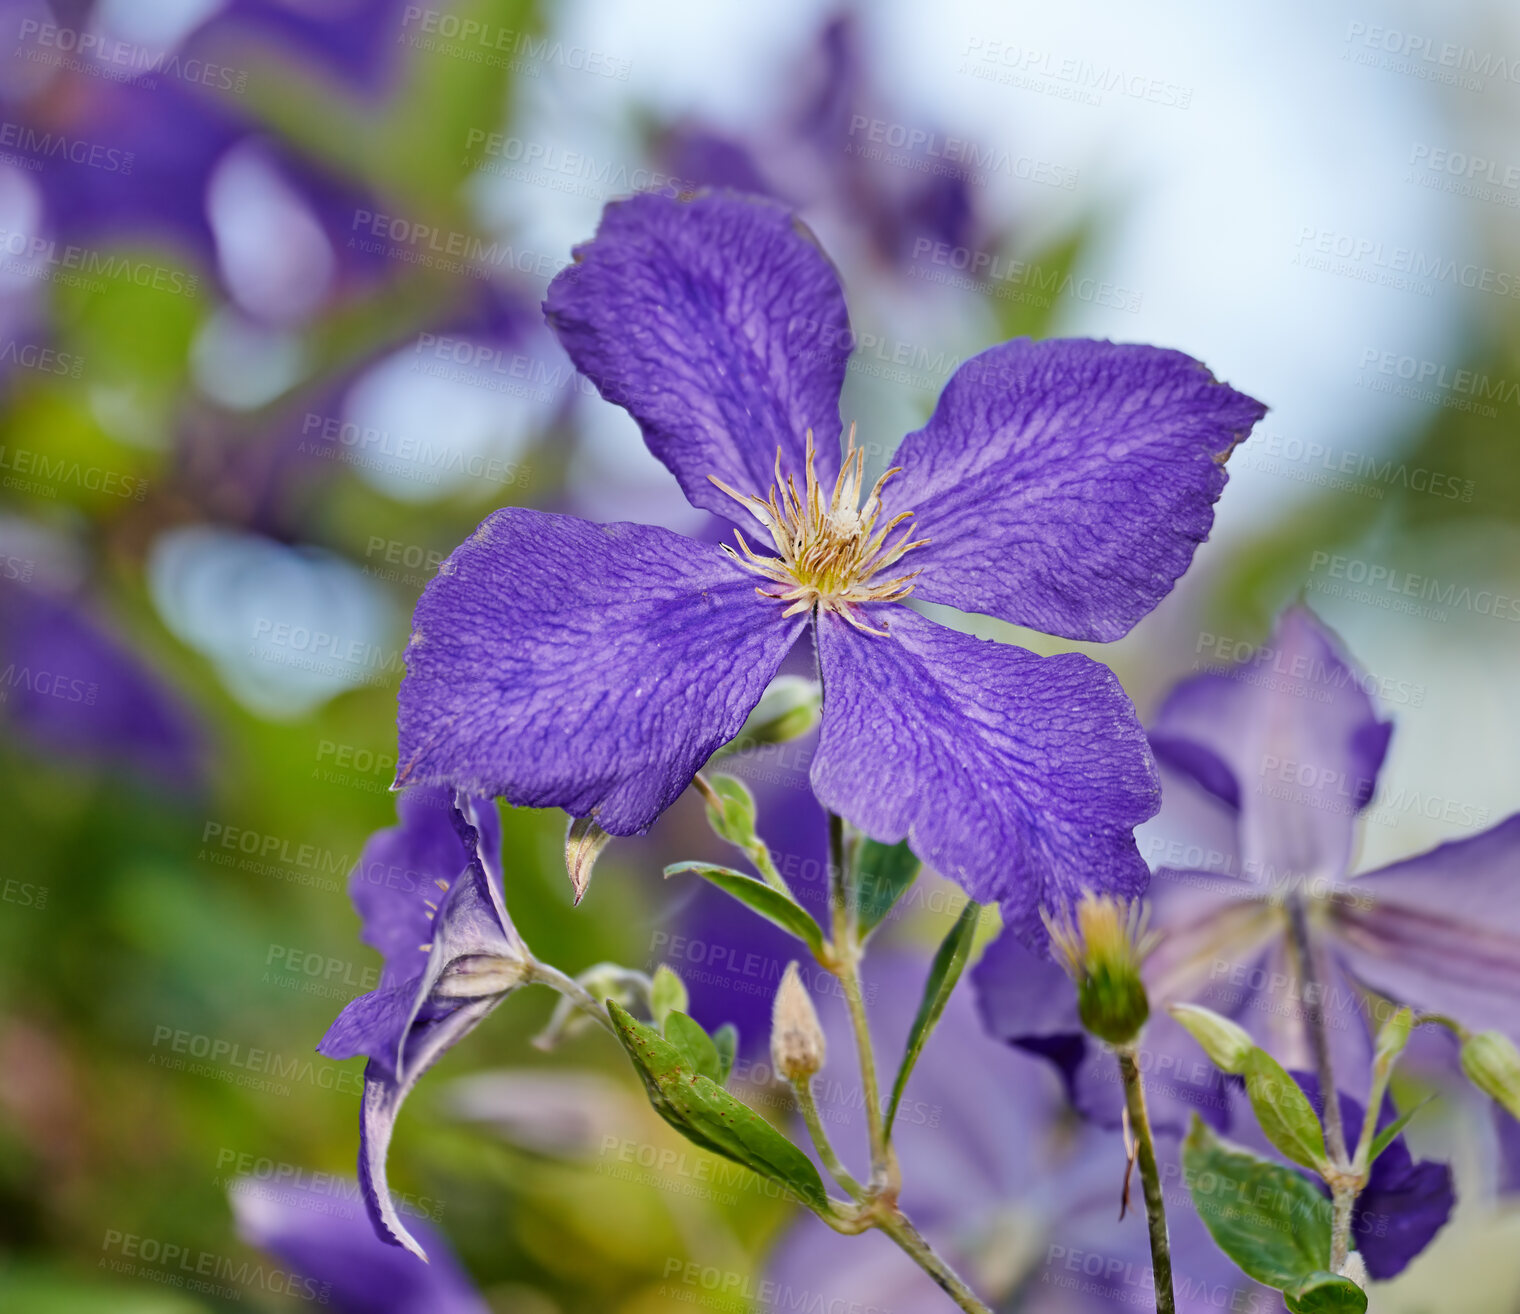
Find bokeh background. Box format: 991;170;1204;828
1;0;1518;1309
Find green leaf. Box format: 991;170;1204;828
607;1002;829;1211
1367;1097;1432;1165
703;774;762;848
664;1011;724;1085
1284;1271;1368;1313
1243;1047;1329;1171
649;965;688;1027
1182;1117;1333;1290
853;838;922;938
664;862;826;959
712;1023;739;1085
884;900;981;1139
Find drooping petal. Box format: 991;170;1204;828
1332;814;1520;1037
231;1172;489;1314
1151;606;1392;887
882;338;1265;642
397;509;803;834
811;606;1158;939
544;191;851;519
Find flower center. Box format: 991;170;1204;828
710;425;928;636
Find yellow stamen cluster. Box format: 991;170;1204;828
710;426;927;636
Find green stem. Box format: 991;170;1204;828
1117;1047;1175;1314
791;1076;865;1201
875;1209;994;1314
1330;1186;1356;1274
827;811;891;1186
526;961;617;1036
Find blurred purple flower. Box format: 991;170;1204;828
231;1174;489;1314
319;786;528;1260
0;570;201;785
976;604;1520;1126
395;190;1263;937
658;10;984;275
769;953;1269;1313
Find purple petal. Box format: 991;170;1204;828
1332;814;1520;1036
231;1174;488;1314
357;997;503;1260
1151;606;1392;887
970;925;1089;1097
811;605;1158;938
657;126;780;199
882;339;1265;642
397;509;803;834
544;191;850;520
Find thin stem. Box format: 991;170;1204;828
875;1209;993;1314
1117;1047;1175;1314
526;961;617;1036
1330;1186;1356;1274
791;1077;865;1201
1286;895;1348;1167
827;811;891;1187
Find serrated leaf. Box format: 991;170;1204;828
1243;1047;1329;1171
1284;1271;1368;1313
712;1023;738;1085
1183;1117;1332;1290
1367;1097;1432;1165
884;899;980;1139
664;862;825;959
664;1011;724;1085
607;1002;829;1211
853;838;922;938
650;965;688;1028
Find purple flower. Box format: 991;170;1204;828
0;570;201;785
231;1174;488;1313
768;953;1269;1313
319;786;529;1260
395;190;1264;936
976;603;1520;1122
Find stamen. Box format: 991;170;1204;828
708;426;929;632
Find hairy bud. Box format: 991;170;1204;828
771;962;825;1082
1044;894;1157;1047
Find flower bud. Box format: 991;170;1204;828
1169;1003;1254;1074
564;816;611;906
771;961;825;1083
717;676;821;755
1044;894;1157;1047
1461;1030;1520;1119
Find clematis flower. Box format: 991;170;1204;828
975;604;1520;1127
231;1174;489;1313
395;189;1264;937
768;953;1270;1313
319;785;531;1260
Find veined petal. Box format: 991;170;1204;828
810;606;1158;939
883;338;1265;642
1332;814;1520;1037
544;190;850;518
396;510;805;834
1151;605;1392;888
